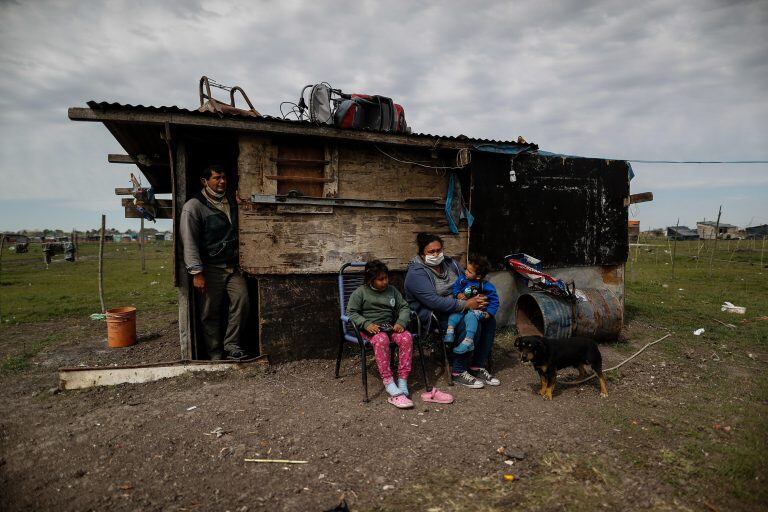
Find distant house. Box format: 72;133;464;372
666;225;698;240
155;231;173;241
746;224;768;239
1;233;29;244
643;228;664;238
697;221;739;240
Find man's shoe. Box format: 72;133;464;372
452;371;484;388
470;368;500;386
226;350;247;360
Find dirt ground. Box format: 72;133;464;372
0;311;765;511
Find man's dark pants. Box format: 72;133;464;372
197;266;249;358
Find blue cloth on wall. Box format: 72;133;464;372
445;172;474;235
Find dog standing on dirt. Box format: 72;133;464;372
515;335;608;400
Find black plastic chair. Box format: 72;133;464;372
335;262;433;402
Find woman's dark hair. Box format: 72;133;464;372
416;232;444;256
468;254;491;278
201;164;225;180
364;259;389;284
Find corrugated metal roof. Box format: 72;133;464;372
85;101;533;148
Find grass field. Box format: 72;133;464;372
0;238;766;510
0;240;176;325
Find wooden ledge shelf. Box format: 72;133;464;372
250;194;445;211
270;157;330;166
264;175;335;183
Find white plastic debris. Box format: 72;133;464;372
693;328;705;336
186;405;198;411
721;302;746;314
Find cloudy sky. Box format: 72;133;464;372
0;0;766;232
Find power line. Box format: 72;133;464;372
627;159;768;164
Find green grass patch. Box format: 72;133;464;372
0;241;176;325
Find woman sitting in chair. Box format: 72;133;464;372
404;233;500;389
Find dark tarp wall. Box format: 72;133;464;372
468;151;629;268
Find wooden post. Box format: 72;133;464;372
761;235;766;269
708;205;722;278
139;218;146;273
98;214;106;313
172;138;195;360
671;218;679;280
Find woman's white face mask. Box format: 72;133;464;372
424;252;445;266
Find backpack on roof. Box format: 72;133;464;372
334;94;408;133
285;83;410;134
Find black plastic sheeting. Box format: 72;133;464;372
468;151;629;268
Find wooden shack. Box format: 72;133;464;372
69;101;632;360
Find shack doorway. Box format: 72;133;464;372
182;132;260;359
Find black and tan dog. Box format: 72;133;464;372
515;335;608;400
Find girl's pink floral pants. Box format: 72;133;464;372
362;330;413;383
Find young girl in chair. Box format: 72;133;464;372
346;260;415;409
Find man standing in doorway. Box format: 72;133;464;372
180;165;249;360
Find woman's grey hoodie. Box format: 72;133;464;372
404;255;466;329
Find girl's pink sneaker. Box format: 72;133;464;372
387;394;414;409
420;387;455;404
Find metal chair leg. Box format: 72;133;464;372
416;336;431;392
335;326;345;378
361;342;369;403
442;342;454;386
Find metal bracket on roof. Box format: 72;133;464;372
199;76;261;117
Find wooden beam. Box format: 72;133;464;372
173;139;195;360
624;192;654;207
120;198;172;207
58;357;268;390
125;206;172;219
264;175;335;183
68;106;474;150
115;187;133;195
108;153;169;166
108;154;136;164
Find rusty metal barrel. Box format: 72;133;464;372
515;292;572;339
515;288;623;341
572;288;623;340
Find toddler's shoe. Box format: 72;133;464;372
443;327;455;344
387;394;414;409
452;338;475;354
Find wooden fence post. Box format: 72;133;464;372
98;215;106;313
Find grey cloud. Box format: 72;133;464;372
0;0;766;231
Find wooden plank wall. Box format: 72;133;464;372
236;135;469;360
237;137;468;274
258;273;405;360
